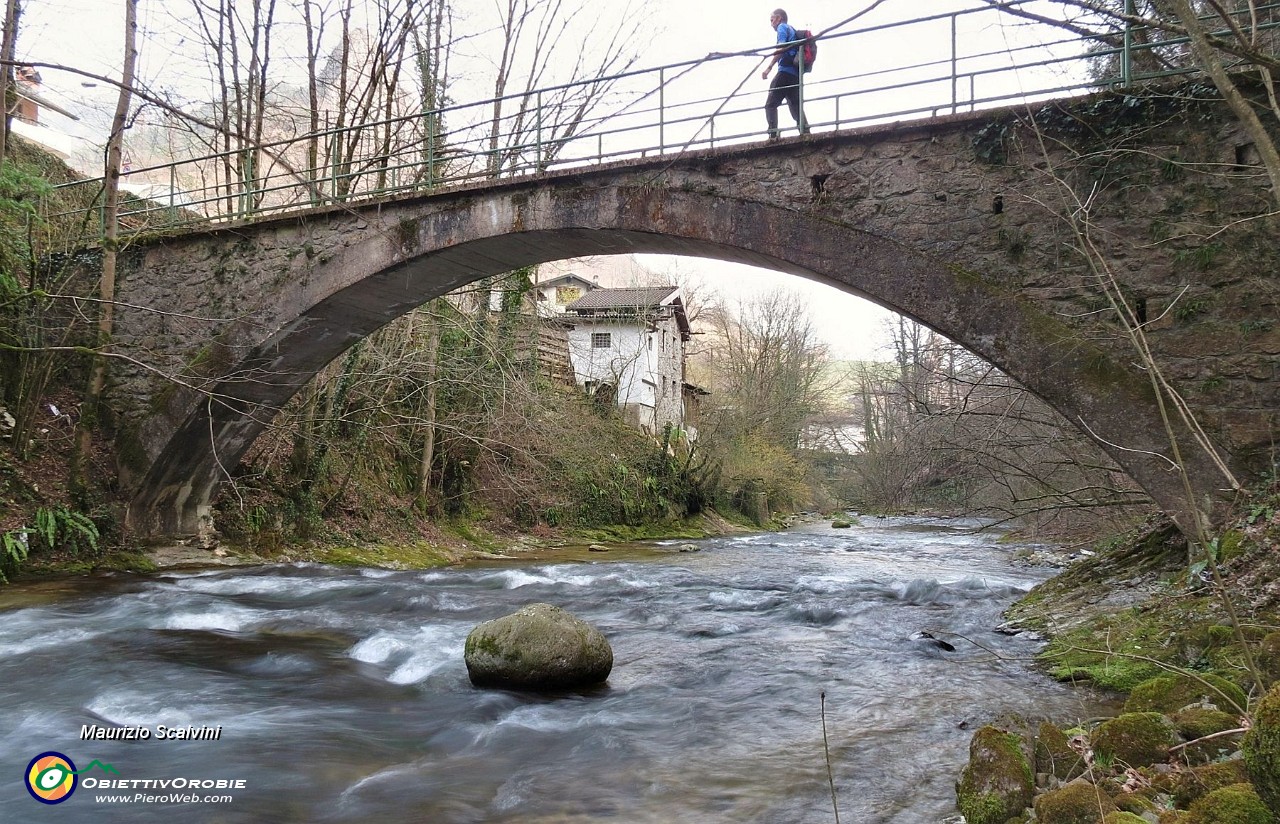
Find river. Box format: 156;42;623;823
1;516;1110;823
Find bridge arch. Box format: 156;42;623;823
118;177;1228;538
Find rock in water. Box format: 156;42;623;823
911;630;956;652
464;603;613;691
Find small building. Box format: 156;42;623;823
530;272;600;316
565;286;696;437
7;66;86;162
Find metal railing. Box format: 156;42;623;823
44;0;1280;240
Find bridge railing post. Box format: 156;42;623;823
536;91;543;169
658;67;665;152
1122;0;1134;87
797;40;805;128
426;110;436;189
950;12;958;114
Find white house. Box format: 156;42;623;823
564;286;698;437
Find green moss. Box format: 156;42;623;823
569;518;713;543
955;725;1034;824
1256;632;1280;686
1172;760;1250;809
19;550;157;577
317;542;454;569
1040;598;1254;694
1183;783;1271;824
464;631;504;659
1217;530;1246;563
1036;721;1086;781
1172;706;1238;741
1126;673;1247;716
1092;712;1178;768
1103;813;1150;824
1114;789;1161;816
1244;683;1280;815
1034;781;1119;823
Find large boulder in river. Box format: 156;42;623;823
464;603;612;691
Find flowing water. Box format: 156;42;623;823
1;517;1112;823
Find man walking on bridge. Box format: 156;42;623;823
761;8;810;141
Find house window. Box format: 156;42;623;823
591;332;611;348
648;335;653;351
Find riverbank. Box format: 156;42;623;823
8;507;774;581
956;486;1280;822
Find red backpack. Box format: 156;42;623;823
794;29;816;73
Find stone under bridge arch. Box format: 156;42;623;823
116;176;1233;539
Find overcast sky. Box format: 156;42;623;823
15;0;1072;362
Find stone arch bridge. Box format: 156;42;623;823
107;92;1279;539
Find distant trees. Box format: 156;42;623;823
843;319;1150;533
691;288;835;515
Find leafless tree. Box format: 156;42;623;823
479;0;643;175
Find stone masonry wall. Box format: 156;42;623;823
107;79;1278;533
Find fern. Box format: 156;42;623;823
1;530;31;584
58;509;100;555
31;507;100;555
35;507;56;549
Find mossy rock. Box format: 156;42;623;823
1037;721;1086;781
1244;682;1280;816
1172;759;1251;809
831;519;853;528
1114;787;1161;816
1125;673;1247;715
1092;712;1179;768
955;725;1034;824
1217;530;1246;563
463;603;613;691
1182;782;1272;824
1172;706;1244;764
1103;813;1149;824
1034;780;1118;823
1255;632;1280;686
1172;706;1239;741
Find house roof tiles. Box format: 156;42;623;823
565;286;678;311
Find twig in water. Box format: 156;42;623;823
821;690;841;824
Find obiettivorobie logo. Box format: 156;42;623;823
24;752;118;804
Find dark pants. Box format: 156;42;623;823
765;72;808;137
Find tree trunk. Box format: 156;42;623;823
71;0;137;500
0;0;20;161
416;305;441;507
